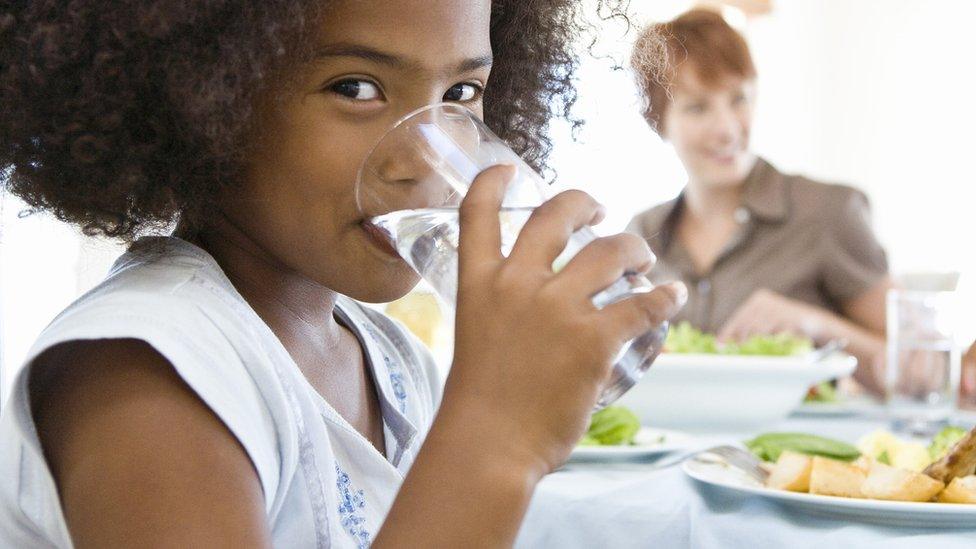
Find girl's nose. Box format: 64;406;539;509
374;140;434;185
360;105;478;215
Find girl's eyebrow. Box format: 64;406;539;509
315;42;492;74
455;54;494;73
315;43;404;67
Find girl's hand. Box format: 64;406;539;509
442;165;686;474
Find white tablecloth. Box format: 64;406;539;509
515;412;976;548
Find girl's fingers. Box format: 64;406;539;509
551;233;655;299
458;165;516;273
508;190;605;268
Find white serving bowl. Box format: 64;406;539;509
616;352;857;433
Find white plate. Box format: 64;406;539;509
793;399;878;417
569;427;694;461
682;453;976;527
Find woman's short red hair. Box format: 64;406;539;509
631;8;756;134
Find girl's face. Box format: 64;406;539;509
222;0;492;302
662;65;757;190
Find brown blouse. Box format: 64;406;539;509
626;157;888;333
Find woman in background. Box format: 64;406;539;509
627;9;892;394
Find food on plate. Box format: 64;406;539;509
664;322;813;356
857;430;930;472
745;432;860;463
577;406;641;446
928;426;968;461
860;461;944;502
752;425;976;503
937;476;976;504
808;456;867;498
803;381;839;404
766;451;813;492
924;426;976;484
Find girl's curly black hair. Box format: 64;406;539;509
0;0;633;240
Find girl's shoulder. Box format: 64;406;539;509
35;236;271;363
4;236;289;522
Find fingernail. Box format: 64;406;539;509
592;204;608;225
671;281;688;304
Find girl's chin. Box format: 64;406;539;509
344;270;423;304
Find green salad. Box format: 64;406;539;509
664;322;813;356
928;426;968;461
578;406;641;446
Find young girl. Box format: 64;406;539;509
0;1;684;547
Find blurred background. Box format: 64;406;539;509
2;0;974;399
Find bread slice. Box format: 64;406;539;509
937;475;976;504
809;456;866;498
766;451;813;492
861;461;944;502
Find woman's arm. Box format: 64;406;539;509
834;275;893;393
814;187;891;393
840;274;890;334
31;339;273;548
961;340;976;407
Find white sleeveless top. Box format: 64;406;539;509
0;237;443;548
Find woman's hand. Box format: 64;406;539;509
445;165;687;473
718;289;826;343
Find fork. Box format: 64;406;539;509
698;445;770;483
806;338;848;363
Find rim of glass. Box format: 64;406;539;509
355;102;477;206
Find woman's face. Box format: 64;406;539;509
662;65;757;189
220;0;492;303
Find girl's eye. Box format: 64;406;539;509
732;92;748;106
329;79;382;101
684;103;706;114
443;83;481;102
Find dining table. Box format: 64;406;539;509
515;407;976;548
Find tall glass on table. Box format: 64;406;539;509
356;103;669;407
886;289;961;436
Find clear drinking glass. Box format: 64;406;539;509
886;289;961;436
357;103;669;407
